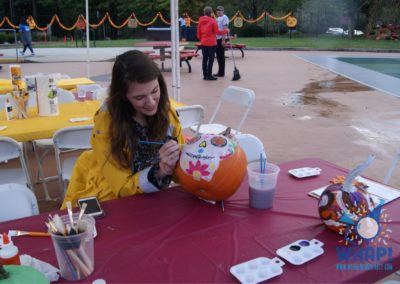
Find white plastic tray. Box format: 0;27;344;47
276;239;324;265
230;257;285;284
288;167;321;178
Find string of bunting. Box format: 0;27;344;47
0;11;293;30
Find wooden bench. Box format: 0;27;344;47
179;51;199;73
151;51;199;73
194;42;246;58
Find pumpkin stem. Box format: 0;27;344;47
342;155;375;193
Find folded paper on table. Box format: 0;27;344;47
69;117;91;123
308;176;400;205
35;75;59;117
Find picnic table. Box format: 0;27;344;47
195;42;247;57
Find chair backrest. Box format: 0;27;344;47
0;136;32;187
0;183;39;222
235;133;267;163
93;87;109;103
384;148;400;184
209;86;255;132
176;105;205;134
53;125;94;151
56;88;76;103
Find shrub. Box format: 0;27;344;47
231;23;264;37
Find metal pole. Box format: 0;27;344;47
85;0;90;78
170;0;180;102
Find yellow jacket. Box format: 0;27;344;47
61;104;184;209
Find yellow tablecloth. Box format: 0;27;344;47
56;77;95;90
0;101;100;142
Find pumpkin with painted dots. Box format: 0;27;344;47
176;134;247;201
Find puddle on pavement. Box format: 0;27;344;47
301;75;371;95
288;76;371;117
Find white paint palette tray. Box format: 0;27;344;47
276;239;324;265
230;257;285;283
288;167;321;178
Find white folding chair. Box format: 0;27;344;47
384;148;400;184
192;86;255;135
56;88;76;103
0;183;39;222
53;125;93;197
235;133;267;163
0;137;32;188
32;88;76;198
92;87;109;103
176;105;205;135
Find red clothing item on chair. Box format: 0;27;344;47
197;16;228;46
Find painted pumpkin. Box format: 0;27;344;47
318;176;375;234
176;134;247;201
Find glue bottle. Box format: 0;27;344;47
0;233;20;265
5;98;13;121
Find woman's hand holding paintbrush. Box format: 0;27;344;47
158;140;181;178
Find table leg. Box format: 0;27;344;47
160;48;166;72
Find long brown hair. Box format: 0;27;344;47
107;50;170;169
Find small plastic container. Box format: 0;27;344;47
50;214;95;281
276;239;324;265
288;167;321;178
230;257;285;284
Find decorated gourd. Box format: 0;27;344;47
176;134;247;201
318;155;376;234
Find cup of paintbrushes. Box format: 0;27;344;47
49;213;95;281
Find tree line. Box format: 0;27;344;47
1;0;399;39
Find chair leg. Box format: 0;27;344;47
32;143;51;200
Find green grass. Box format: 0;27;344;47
31;35;400;50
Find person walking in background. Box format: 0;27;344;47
19;18;35;56
197;6;229;81
214;6;229;77
184;13;191;39
178;14;186;41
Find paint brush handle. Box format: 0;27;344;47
139;140;185;146
29;232;51;237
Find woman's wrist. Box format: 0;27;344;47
148;164;172;190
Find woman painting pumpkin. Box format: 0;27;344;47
61;50;184;208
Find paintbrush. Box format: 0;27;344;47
139;140;185;146
8;230;50;237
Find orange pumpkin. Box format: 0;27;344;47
176;134;247;201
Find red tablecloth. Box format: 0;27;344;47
1;158;399;283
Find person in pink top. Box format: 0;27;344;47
197;6;229;81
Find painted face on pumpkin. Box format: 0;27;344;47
179;134;236;182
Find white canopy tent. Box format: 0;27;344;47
84;0;182;102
